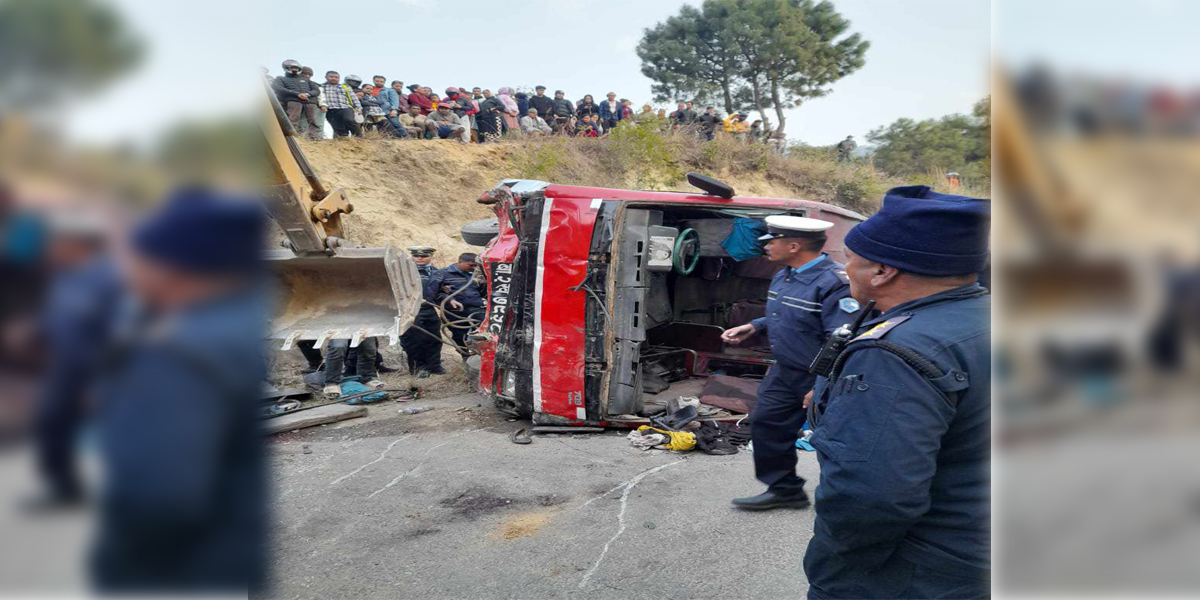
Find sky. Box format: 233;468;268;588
67;0;990;147
996;0;1200;86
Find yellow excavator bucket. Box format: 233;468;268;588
262;83;422;349
267;246;423;350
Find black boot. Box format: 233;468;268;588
731;488;810;511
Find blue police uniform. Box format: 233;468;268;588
433;264;485;355
34;257;122;500
748;254;862;494
804;285;990;599
802;185;991;599
91;190;267;592
400;262;445;374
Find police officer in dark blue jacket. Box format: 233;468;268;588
722;216;863;510
432;252;485;358
400;246;445;377
803;185;990;599
92;190;267;593
27;218;120;511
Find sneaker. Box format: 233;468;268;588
366;379;385;389
416;369;430;379
377;363;400;374
323;384;341;399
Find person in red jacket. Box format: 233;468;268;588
407;84;433;115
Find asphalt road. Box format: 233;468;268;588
267;392;821;599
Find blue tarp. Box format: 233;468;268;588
720;218;767;261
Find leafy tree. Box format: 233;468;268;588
637;3;745;114
0;0;142;109
867;98;990;185
638;0;867;135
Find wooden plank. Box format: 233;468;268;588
263;403;367;435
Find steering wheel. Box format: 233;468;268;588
673;228;700;275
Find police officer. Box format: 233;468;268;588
803;185;990;599
400;246;445;378
721;216;863;510
432;252;485;358
93;190;266;591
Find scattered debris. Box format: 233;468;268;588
628;426;696;452
644;521;657;530
301;444;312;454
264;404;368;435
509;428;532;445
399;405;435;415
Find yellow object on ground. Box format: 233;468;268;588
637;425;697;451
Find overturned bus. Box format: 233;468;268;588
464;174;865;427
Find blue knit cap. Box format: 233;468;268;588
133;188;264;274
844;185;989;276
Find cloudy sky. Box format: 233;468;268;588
68;0;990;147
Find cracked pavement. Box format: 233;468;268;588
266;392;821;599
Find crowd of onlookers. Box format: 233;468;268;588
267;60;787;152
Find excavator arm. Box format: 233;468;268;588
261;86;423;350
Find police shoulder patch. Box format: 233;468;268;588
851;315;912;342
839;297;860;313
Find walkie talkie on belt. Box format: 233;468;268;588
809;299;876;378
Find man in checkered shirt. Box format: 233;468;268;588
319;70;362;137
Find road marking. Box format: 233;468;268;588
329;435;411;486
365;427;494;498
578;459;685;588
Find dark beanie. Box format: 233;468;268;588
844;185;989;276
133;188;264;275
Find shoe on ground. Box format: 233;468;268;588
366;378;385;389
416;369;430;379
323;384;342;399
731;489;810;511
428;367;446;375
377;364;400;374
301;365;321;375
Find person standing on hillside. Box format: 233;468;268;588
319;71;362;138
299;67;326;139
721;216;863;511
699;107;721;140
475;90;505;143
836;135;857;164
497;88;520;134
373;75;407;138
528;86;555;123
272;59;320;136
407;84;433;115
390;80;410;113
599;92;621;132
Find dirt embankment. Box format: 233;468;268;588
297;138;509;258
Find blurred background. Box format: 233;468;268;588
995;0;1200;594
0;0;265;594
5;0;1200;596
